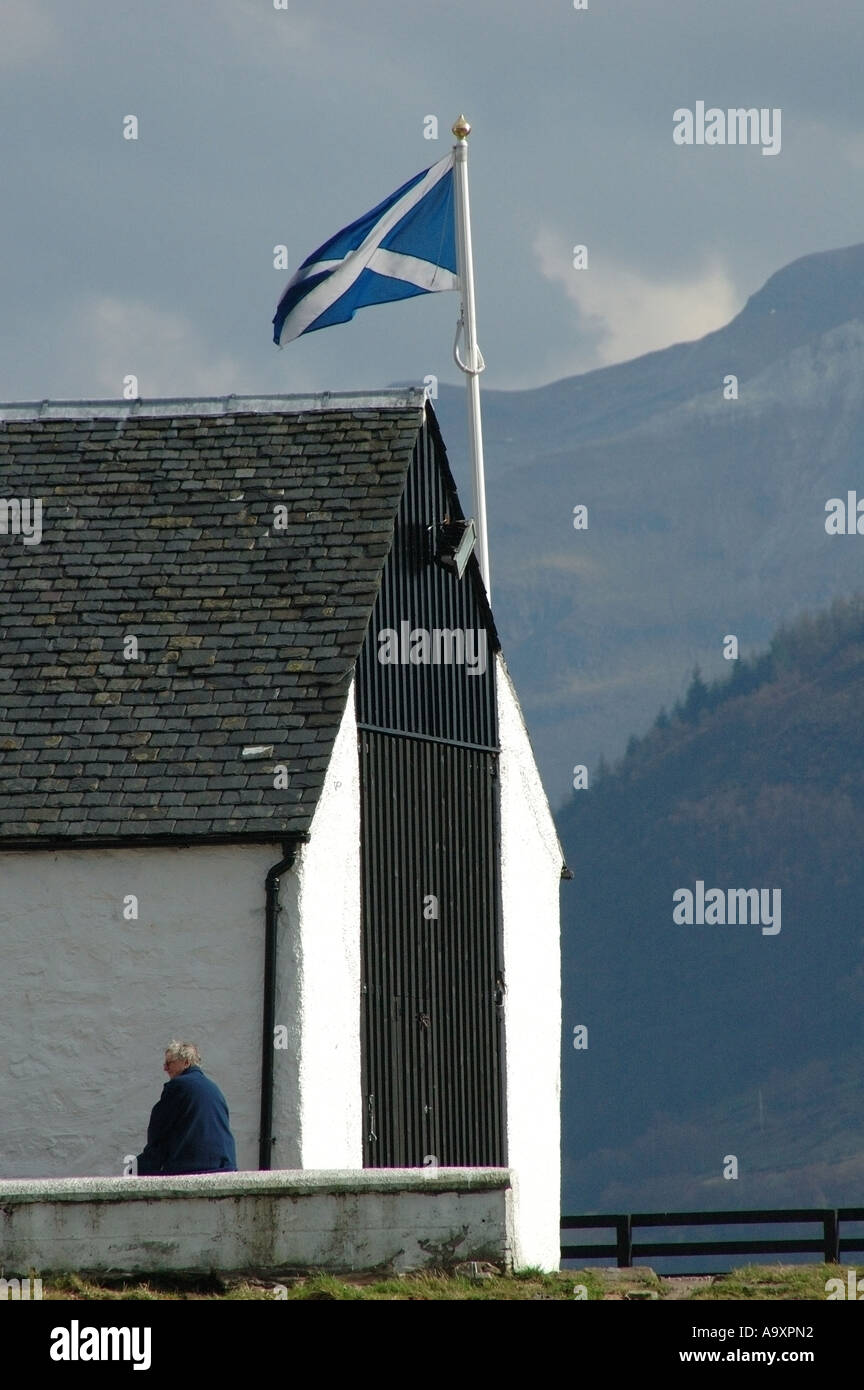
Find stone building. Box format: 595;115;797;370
0;388;565;1268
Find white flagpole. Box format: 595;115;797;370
451;115;491;599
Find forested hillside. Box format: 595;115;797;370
559;596;864;1211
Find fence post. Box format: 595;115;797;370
616;1215;633;1268
824;1211;840;1264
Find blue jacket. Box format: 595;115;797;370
137;1066;237;1175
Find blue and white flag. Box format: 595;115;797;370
273;153;459;346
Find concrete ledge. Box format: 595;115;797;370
0;1169;513;1276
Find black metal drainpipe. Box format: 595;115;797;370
258;841;301;1170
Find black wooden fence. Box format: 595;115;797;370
561;1209;864;1267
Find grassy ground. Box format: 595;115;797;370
30;1263;857;1300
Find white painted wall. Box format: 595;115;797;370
0;1169;513;1276
496;653;565;1270
272;679;362;1169
0;684;363;1184
0;843;283;1179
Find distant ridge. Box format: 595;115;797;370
432;240;864;804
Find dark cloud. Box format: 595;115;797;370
1;0;862;398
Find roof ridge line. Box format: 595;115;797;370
0;389;428;423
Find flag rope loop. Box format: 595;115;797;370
453;312;486;376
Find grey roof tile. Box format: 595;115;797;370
0;394;424;843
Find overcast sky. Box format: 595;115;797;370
2;0;863;406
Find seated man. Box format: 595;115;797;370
136;1041;237;1176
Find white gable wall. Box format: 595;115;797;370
496;654;564;1270
0;843;283;1179
272;678;363;1169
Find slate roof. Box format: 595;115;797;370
0;391;426;844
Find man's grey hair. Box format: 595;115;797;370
165;1040;201;1067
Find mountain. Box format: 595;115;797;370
556;597;864;1214
569;1052;864;1217
433;244;864;1218
434;241;864;806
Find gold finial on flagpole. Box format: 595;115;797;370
452;114;471;141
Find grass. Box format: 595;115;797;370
25;1263;856;1300
689;1264;857;1300
42;1269;598;1301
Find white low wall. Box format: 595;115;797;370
0;1169;513;1276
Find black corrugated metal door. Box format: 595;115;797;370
360;731;504;1166
357;410;505;1167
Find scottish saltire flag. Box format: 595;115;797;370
273;153;459;346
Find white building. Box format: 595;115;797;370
0;390;566;1269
